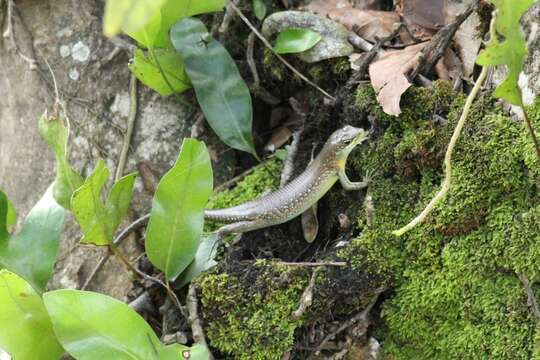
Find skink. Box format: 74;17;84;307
121;125;368;238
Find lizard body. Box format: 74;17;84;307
123;126;368;238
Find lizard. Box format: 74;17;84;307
117;125;370;240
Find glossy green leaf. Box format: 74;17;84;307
273;28;322;54
103;0;167;37
39;115;84;210
127;0;226;49
0;186;64;293
0;270;64;360
171;18;257;156
71;160;137;246
43;289;200;360
476;0;536;105
145;139;213;280
252;0;267;20
129;48;191;96
175;233;218;289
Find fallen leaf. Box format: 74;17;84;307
306;1;401;42
368;43;426;116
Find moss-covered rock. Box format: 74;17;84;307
343;81;540;359
197;261;310;360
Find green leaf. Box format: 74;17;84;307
127;0;226;49
39;115;84;210
273;28;322;54
145;139;213;280
171;18;257;156
0;185;65;293
175;233;218;289
129;48;191;96
43;289;202;360
252;0;267;20
71;160;137;246
475;0;536;105
0;270;64;360
0;190;16;230
103;0;167;37
6;194;16;229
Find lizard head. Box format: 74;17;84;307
328;125;368;153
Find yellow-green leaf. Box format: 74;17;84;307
274;28;322;54
476;0;536;105
103;0;167;37
44;289;207;360
39;115;84;210
0;270;64;360
129;48;191;96
0;186;65;293
71;160;137;245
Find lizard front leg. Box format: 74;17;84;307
338;168;370;191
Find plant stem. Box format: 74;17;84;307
520;99;540;162
393;66;489;236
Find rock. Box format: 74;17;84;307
262;11;354;63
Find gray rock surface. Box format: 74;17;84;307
0;0;234;299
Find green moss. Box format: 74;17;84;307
345;81;540;359
197;261;309;360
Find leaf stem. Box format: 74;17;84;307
520;98;540;163
393;66;489;236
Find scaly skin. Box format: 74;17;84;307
119;126;368;238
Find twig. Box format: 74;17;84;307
110;243;186;317
81;214;150;290
518;273;540;320
275;261;347;267
293;270;318;319
314;292;382;352
228;1;335;101
246;32;260;86
190;111;206;139
115;74;138;181
187;285;214;359
347;32;374;52
219;0;238;34
393;66;489;236
393;9;492;237
409;0;479;80
520;100;540;163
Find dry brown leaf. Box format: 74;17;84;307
305;0;400;42
368;43;426;116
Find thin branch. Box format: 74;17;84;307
275;261;347;267
393;9;495;236
520;100;540;163
293;270;318;319
314;291;382;352
393;66;489;236
115;74;138;181
187;285;214;359
518;273;540;320
228;1;335;101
